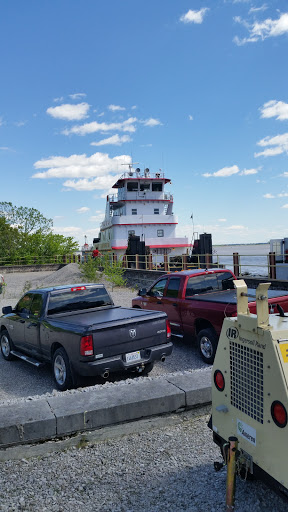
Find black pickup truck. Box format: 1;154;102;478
0;283;173;390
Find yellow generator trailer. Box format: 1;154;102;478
210;279;288;497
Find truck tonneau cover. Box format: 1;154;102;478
51;306;166;327
186;288;288;304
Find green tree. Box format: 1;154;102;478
0;202;52;234
0;216;20;261
0;202;79;264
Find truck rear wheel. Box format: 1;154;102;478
0;330;15;361
197;328;218;364
52;347;74;391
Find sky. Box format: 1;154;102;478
1;0;288;247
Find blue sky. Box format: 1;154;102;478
1;0;288;247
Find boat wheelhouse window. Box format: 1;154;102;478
132;209;137;215
152;182;163;192
127;182;138;192
140;183;150;191
154;208;160;214
128;230;135;236
157;229;164;237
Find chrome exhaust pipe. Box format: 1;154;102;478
161;355;166;362
101;370;109;379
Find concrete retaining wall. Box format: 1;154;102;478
0;371;212;450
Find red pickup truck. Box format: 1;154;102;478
132;269;288;364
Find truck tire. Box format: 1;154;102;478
52;347;74;391
0;330;15;361
197;328;218;364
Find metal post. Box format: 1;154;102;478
269;252;276;279
148;253;153;270
135;254;139;270
164;254;168;272
233;253;239;277
183;254;187;270
226;436;238;511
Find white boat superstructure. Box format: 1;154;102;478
94;166;191;262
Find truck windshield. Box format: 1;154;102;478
47;287;113;315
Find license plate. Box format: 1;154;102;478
126;350;141;363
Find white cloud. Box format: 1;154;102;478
63;117;137;135
263;193;275;198
203;165;240;178
64;176;117;191
53;96;64;103
47;103;90;121
77;207;90;213
218;218;227;222
52;226;82;235
88;213;105;222
189;115;194;121
69;93;87;100
249;4;268;15
282;173;288;178
141;118;162;127
260;100;288;121
32;152;131;183
91;134;132;146
203;165;260;178
108;104;126;111
14;121;27;127
227;225;247;230
234;12;288;45
255;133;288;157
180;8;209;24
240;168;259;175
281;204;288;208
278;192;288;197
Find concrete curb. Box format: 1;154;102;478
0;370;212;450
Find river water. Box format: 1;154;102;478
212;243;270;277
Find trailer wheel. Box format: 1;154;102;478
197;328;218;364
0;330;15;361
52;347;74;391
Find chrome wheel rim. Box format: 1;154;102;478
1;335;10;358
200;336;213;359
54;355;66;386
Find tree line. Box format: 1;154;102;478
0;202;79;264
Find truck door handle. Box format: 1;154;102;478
19;319;25;323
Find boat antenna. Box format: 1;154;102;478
121;162;139;172
190;214;195;257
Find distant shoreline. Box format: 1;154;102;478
213;242;268;247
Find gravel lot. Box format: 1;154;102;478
0;265;206;404
0;410;287;512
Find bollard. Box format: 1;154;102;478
226;436;238;511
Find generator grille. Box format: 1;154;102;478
230;341;264;424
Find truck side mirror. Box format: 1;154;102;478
138;288;147;296
2;306;12;315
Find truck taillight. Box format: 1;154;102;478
214;370;225;391
166;319;172;339
71;286;86;291
271;401;287;428
80;335;94;356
